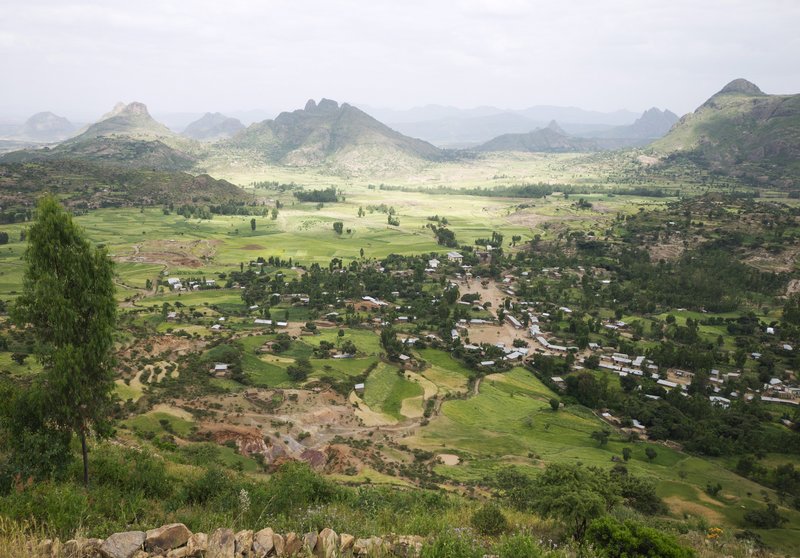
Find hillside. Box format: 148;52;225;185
0;159;247;210
74;101;177;141
651;79;800;186
224;98;444;172
182;112;245;141
0;103;200;171
475;120;602;152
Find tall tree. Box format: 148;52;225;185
12;195;117;487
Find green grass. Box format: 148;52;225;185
363;363;423;420
123;411;194;438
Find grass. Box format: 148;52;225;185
363;363;423;420
123;411;194;438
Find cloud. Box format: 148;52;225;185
1;0;798;119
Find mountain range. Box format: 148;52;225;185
374;105;645;147
474;108;679;153
1;79;797;185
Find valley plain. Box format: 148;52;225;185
1;82;800;558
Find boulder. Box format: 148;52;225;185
284;532;302;556
315;528;338;558
252;528;274;557
185;532;208;557
145;523;192;553
392;535;424;557
272;533;285;556
99;531;145;558
207;528;236;558
234;529;253;557
302;531;318;554
354;537;385;556
339;533;355;553
166;548;190;558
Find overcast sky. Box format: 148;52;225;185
1;0;799;121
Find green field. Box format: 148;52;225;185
364;363;424;420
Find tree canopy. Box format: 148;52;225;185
11;195;117;486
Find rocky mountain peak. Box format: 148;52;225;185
717;78;764;96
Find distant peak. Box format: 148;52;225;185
546;120;566;135
317;98;340;112
302;98;340;114
121;102;150;116
717;78;764;96
102;101;151;120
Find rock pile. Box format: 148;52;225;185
28;524;425;558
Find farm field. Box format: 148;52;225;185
2;153;800;555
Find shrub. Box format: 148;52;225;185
265;461;341;512
493;533;543;558
421;530;484;558
470;503;509;536
89;445;171;499
586;516;695;557
743;502;787;528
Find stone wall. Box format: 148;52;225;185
28;524;425;558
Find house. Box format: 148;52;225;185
479;360;495;367
276;321;288;328
254;319;273;325
399;354;411;362
428;258;440;269
166;311;178;321
447;251;463;262
354;383;365;393
211;324;222;331
259;341;277;353
710;396;731;408
505;315;522;329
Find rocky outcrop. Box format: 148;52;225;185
24;525;426;557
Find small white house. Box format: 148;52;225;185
447;251;463;262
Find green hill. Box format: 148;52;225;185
1;103;200;171
224;98;444;173
0;159;247;210
475;120;603;152
651;79;800;186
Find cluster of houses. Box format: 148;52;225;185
165;277;216;291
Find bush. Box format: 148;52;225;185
184;467;235;506
586;516;695;557
743;502;787;528
470;502;509;536
493;533;543;558
89;445;172;499
265;461;341;512
421;530;484;558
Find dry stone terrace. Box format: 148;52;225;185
29;524;425;558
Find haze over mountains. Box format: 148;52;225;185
182;113;245;141
371;104;646;147
1;78;797;185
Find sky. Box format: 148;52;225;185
1;0;799;122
